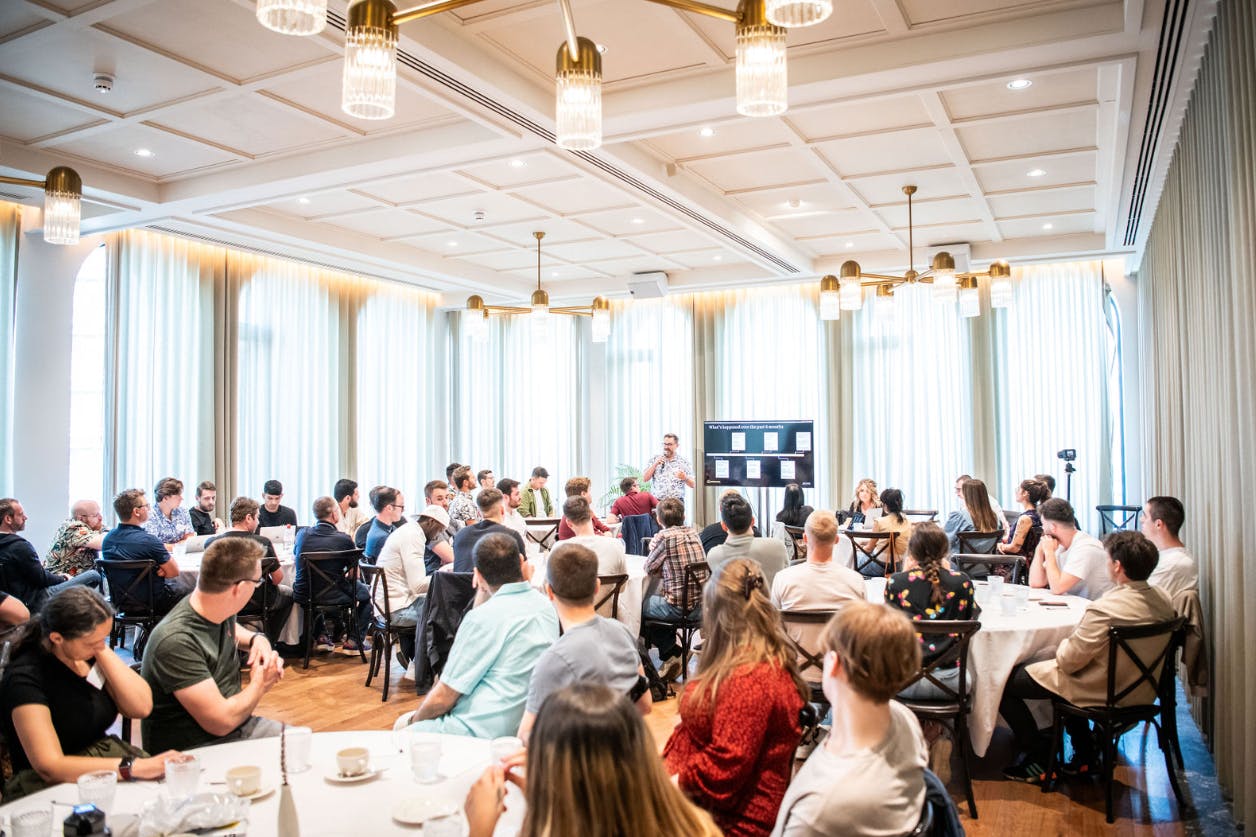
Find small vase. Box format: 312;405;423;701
277;782;300;835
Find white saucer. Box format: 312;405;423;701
392;796;458;825
325;767;386;784
235;783;275;801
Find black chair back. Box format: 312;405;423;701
1105;617;1186;708
782;524;807;563
955;530;1004;555
903;509;938;522
844;530;896;577
1096;504;1142;534
595;574;629;620
359;562;392;624
952;553;1028;585
778;609;835;682
680;560;711;613
297;550;362;604
899;619;981;705
95;559;159;615
414;571;476;694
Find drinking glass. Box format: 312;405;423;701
165;753;201;799
490;736;524;766
1014;584;1030;609
77;769;117;814
987;574;1005;598
10;809;52;837
287;726;312;773
1000;593;1018;617
409;731;442;783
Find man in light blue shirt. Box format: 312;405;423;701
410;533;557;738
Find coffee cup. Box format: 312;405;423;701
337;746;370;777
226;765;262;797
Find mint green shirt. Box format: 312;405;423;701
415;581;557;739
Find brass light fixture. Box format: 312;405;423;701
816;185;1013;321
0;166;84;245
464;231;612;342
260;0;832;146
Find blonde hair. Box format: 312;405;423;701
524;684;720;837
821;602;920;702
852;478;882;508
685;558;809;711
804;509;838;545
960;479;999;532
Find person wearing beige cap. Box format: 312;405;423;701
374;504;451;667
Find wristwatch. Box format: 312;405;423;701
118;755;135;782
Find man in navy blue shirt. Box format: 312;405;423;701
293;496;371;653
452;489;527;573
363;486;406;561
100;489;192;618
0;497;100;610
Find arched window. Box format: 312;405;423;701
67;244;107;503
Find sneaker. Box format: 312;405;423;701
340;637;372;655
1002;755;1051;785
315;634;335;651
658;655;683;682
1058;754;1100;778
928;734;953;786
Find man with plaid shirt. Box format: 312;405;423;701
642;497;705;681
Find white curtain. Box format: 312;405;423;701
355;283;439;508
104;230;219;501
68;244;107;504
991;260;1111;530
849;282;973;515
0;202;19;496
450;310;583;490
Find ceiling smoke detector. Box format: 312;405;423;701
473;210;486;223
93;72;114;94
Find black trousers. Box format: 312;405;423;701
998;663;1093;759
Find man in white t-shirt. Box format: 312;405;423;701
1141;495;1198;599
560;496;627;578
771;510;864;683
1029;498;1113;600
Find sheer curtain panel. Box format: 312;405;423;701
0;202;19;495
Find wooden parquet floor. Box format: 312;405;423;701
256;651;1220;836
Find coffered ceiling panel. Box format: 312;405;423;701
545;238;646;262
457;249;564;272
260;63;458;132
667;249;744;269
849;168;968;205
0;3;47;40
353;172;478;206
0;88;97;143
987;185;1095;218
46;123;238;177
325;208;451;239
783;96;934;142
974;151;1096;192
684;0;888;56
685;146;821;192
402;230;508;254
510;179;636;216
151;94;346;158
562;254;678;277
958;109;1097;161
900;0;1108;26
808;233;901;256
902;220;990;246
455;154;580;189
624;228;721;254
415;192;547;227
941;67;1098;120
642;119;798;162
998;213;1095;238
875;196;986;228
576;207;682;237
482;218;597;245
814;127;952;177
774;208;874;238
265;190;385;220
731;182;853;216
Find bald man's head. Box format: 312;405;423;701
70;499;104;531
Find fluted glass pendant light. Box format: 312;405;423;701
989;261;1013;308
555;36;602;150
819;274;840;320
765;0;832;27
838;261;863;310
958;277;980;318
464;297;490;341
873;285;896;323
342;0;398;120
256;0;327;36
42;166;82;245
930;251;957;303
736;0;788;117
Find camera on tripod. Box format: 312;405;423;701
1057;449;1076;462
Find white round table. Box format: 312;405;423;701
0;731;522;836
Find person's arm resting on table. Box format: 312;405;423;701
1033;536;1080;595
170;627;282;738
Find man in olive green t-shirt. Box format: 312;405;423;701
141;537;285;753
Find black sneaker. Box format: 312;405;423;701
1058;754;1100;778
1002;756;1051;784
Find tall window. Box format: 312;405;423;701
68;244;107;503
1103;286;1126;503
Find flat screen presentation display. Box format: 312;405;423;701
702;420;815;488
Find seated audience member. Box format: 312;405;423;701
0;592;30;627
771;602;926;837
642;498;706;681
0;498;101;612
770;510;864;683
1034;473;1057;497
556;477;613;539
188;481;224;537
364;486;406;562
707;493;788;587
421;484;456;574
1000;530;1175;782
141;537;285;753
871;488;913;566
464;684;720;837
207;497;295;644
410;534;557;738
943;478;1002;554
1029;498;1113;600
611;476;659;520
0;588;180;799
700;489;761;553
354;486;384;550
517;544;648;742
448;467;481;527
997;478;1049;561
842;478;882;527
773;483;813;561
293;497;371;654
446;462;462;485
475;469;495;494
100;489;189;619
452;489;527;573
495;478;529;542
518;467;554;518
1141;495;1198;599
142;478;195;547
665;559;808;837
559;497;627;578
376;505;448;663
334;479;371;539
45;500;107;577
257;480;298;529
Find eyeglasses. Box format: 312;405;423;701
389;504;405;512
235;576;265;588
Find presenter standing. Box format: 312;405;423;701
643;433;696;501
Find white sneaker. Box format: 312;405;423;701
658;655;683;682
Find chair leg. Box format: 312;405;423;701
364;632;378;688
303;607;314;670
354;608;367;664
955;713;977;819
1103;724;1118;824
679;629;692;683
1043;708;1065;793
1163;696;1185;769
381;632;393;702
1156;721;1187;809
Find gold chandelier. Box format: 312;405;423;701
0;166;84;245
817;185;1013;321
464;231;611;342
258;0;833;148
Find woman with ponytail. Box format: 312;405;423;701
997;478;1049;560
663;558;809;836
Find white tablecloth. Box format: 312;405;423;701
177;550;303;646
528;552;652;638
0;731;521;836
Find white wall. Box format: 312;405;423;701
10;209;102;553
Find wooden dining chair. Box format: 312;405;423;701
956;530;1004;555
596;574;629;620
844;530;897;578
783;525;807;563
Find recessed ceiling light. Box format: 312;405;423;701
551;270;560;277
1027;168;1046;177
1007;78;1033;90
446;240;458;247
786;198;802;209
699;126;715;137
630;217;644;224
1042;222;1054;230
134;148;154;158
509;159;526;168
845;241;854;248
297;197;311;205
712;255;722;261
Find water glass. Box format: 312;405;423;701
1000;592;1018;617
287;726;312;773
77;769;117;814
165;753;201;799
1014;584;1030;609
409;731;442;783
987;574;1005;598
490;736;524;766
10;809;52;837
973;581;990;608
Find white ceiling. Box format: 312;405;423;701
0;0;1215;305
